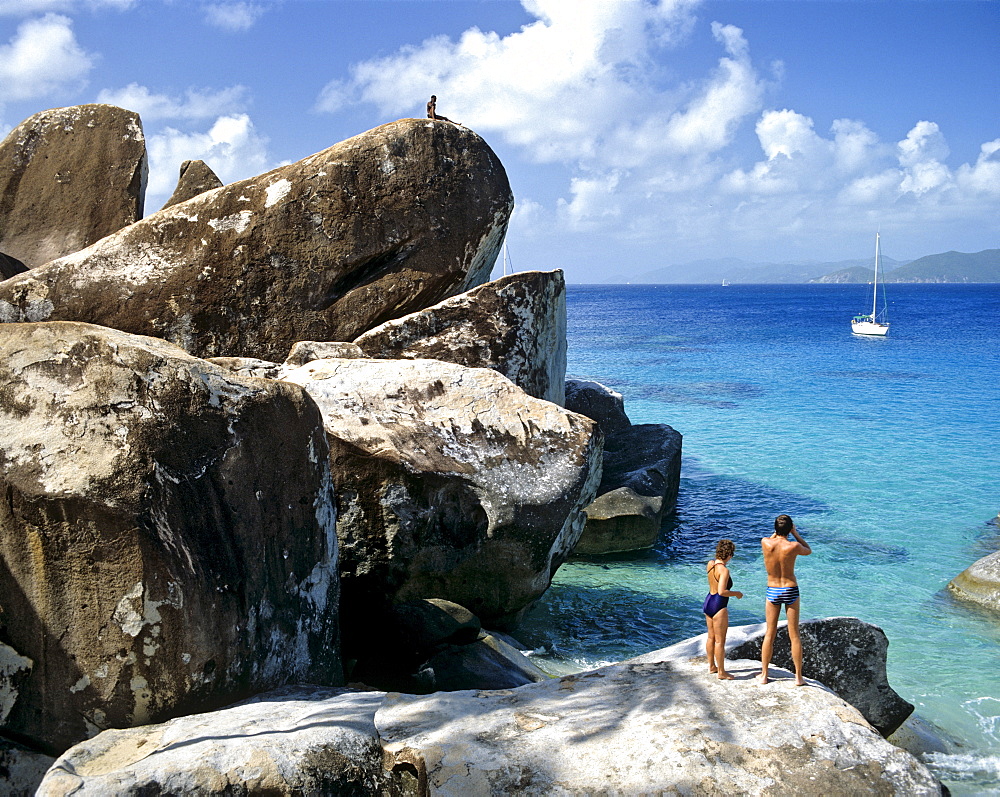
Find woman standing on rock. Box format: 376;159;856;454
703;539;743;680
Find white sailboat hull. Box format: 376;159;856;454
850;232;890;336
851;320;889;336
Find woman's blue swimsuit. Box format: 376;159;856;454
703;566;733;618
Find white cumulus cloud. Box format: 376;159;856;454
0;13;93;102
97;83;250;121
315;0;996;268
202;2;267;32
145;113;270;211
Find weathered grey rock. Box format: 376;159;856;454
285;340;366;366
564;378;630;434
0;322;341;753
354;270;567;404
280;357;602;649
1;251;28;279
160;159;223;209
37;686;394;796
391;598;482;651
0;104;146;269
948;549;1000;613
0;738;54;797
416;632;549;692
205;355;288;380
1;641;32;725
638;617;913;737
575;423;682;555
0;118;512;361
376;655;942;795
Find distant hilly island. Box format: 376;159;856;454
623;248;1000;284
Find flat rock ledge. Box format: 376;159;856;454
634;617;913;737
35;656;942;795
948;549;1000;613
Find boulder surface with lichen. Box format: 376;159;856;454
0;118;512;361
0;321;341;754
0;104;147;269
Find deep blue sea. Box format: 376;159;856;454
520;283;1000;795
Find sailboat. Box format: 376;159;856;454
502;242;513;276
851;232;890;336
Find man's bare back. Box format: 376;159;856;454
759;514;812;685
761;528;810;587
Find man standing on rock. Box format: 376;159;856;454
759;514;811;685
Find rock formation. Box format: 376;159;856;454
0;105;147;269
354;598;548;693
637;617;913;737
354;270;567;404
415;631;549;692
37;686;395;796
0;118;512;361
279;357;603;653
377;656;941;794
566;380;682;555
0;322;341;753
948;549;1000;613
160;159;223;209
35;638;942;796
285;340;366;366
564;378;631;434
575;423;682;554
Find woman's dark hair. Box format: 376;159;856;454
774;514;794;537
715;539;735;561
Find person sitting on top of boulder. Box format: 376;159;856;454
426;95;459;125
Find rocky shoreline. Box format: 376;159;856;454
0;104;953;793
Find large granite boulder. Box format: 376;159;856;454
564;377;630;434
279;357;603;651
0;105;146;269
0;118;512;361
575;423;683;555
948;549;1000;613
637;617;913;737
37;686;394;796
0;322;341;753
33;655;941;795
377;656;942;795
354;270;567;404
160;159;223;209
564;379;683;555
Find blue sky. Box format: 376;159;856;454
1;0;997;282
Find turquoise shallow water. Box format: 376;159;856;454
519;284;1000;794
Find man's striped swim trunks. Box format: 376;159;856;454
766;585;800;605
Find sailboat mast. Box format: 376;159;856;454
872;232;880;318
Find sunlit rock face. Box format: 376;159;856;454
949;549;1000;613
354;270;568;404
0;322;341;754
0;104;147;270
280;356;602;651
0;118;512;361
377;656;942;795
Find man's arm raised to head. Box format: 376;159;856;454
790;524;812;555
